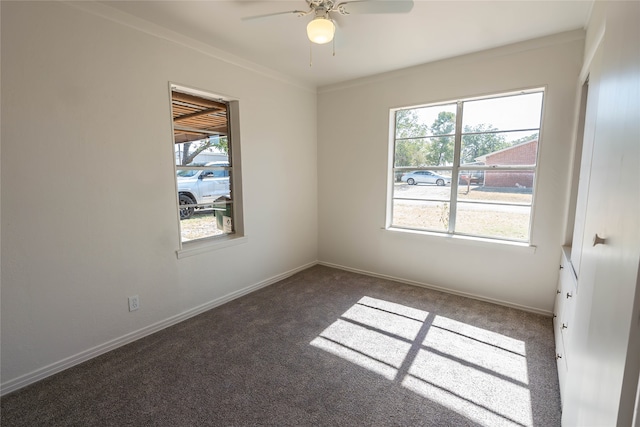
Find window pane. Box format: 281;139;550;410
456;169;485;187
398;169;452;189
455;202;531;241
459;188;532;206
462;92;543;132
456;171;533;204
393;200;449;232
395;104;456;139
390;90;542;243
483;170;535;189
460;131;539;165
175;136;229;167
395;136;455;167
172;87;241;246
180;202;233;242
394;176;451;201
176;165;231;199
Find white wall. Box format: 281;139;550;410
0;2;318;391
317;32;584;313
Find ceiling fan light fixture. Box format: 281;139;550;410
306;16;335;44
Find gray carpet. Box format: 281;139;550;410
0;265;561;426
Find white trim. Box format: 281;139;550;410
0;261;317;396
386;226;537;252
384;223;537;254
318;260;551;317
177;235;248;259
580;23;605;83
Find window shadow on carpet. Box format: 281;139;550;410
311;296;533;427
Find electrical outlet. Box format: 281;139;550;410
128;295;140;312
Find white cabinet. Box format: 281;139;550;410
553;246;577;404
559;4;640;424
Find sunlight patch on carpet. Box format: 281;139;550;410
405;350;532;427
424;323;529;384
310;318;410;380
311;296;533;427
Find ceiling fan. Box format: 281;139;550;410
243;0;414;45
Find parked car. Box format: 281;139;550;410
401;170;451;186
459;171;484;185
177;161;230;219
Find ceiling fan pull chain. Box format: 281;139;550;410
333;36;335;57
309;42;313;67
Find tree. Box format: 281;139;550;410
394;108;515;168
395;139;430;168
394;110;428;167
179;136;228;166
427;111;455;166
460;124;509;164
509;132;539;146
395;109;427;139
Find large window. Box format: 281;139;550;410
170;85;243;245
390;89;544;242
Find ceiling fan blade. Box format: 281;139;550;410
336;0;414;15
331;14;345;29
242;10;309;21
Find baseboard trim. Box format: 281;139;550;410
0;261;317;396
318;261;553;317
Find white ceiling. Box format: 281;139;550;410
100;0;593;88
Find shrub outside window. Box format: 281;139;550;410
390;89;544;242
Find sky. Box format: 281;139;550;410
403;91;543;142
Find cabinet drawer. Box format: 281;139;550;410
553;246;578;403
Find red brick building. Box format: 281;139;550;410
477;139;538;188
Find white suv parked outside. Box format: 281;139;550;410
177;161;230;219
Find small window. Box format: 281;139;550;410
170;85;243;245
390;89;544;243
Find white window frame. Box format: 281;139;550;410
169;83;245;258
387;88;545;245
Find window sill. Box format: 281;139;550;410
383;227;536;253
176;235;248;259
